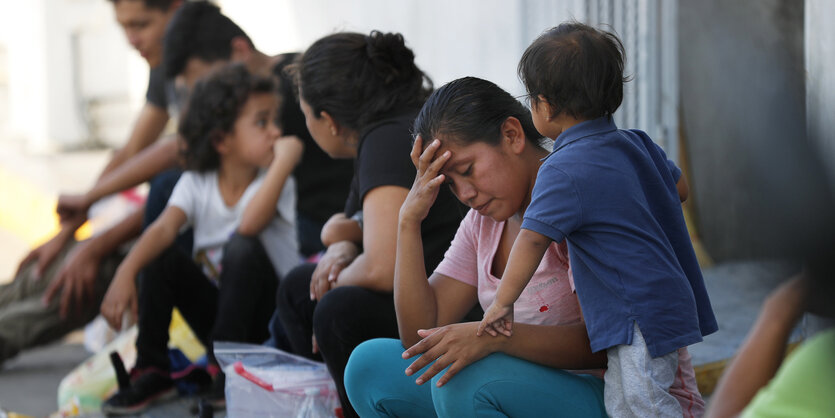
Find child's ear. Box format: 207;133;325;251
534;95;554;121
212;130;232;155
230;36;253;62
501;117;527;154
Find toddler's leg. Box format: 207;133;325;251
604;322;681;418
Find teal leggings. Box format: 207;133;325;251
345;338;606;417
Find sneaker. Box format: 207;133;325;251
101;369;176;415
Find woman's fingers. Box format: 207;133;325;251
402;331;434;360
417;139;446;173
414;351;454;385
405;341;443;378
434;360;464;388
426;149;451;177
410;135;423;168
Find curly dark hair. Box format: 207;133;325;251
296;30;432;133
178;63;275;172
414;77;543;147
518;22;629;120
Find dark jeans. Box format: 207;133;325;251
143;168;193;252
297;213;326;258
276;263;400;418
135;234;279;371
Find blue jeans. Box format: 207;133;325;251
345;338;606;418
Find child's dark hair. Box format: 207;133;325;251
178;63;274;172
414;77;543;147
518;22;628;120
163;1;253;79
108;0;176;11
296;31;433;133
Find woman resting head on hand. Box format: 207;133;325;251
344;77;705;418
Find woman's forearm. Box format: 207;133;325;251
394;220;439;347
332;252;392;292
495;322;607;370
89;137;180;204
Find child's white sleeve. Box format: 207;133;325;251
166;171;198;227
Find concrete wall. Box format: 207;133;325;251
806;0;835;188
680;0;833;260
0;0;148;152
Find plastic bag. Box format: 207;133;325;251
56;325;138;415
55;309;206;415
214;342;341;418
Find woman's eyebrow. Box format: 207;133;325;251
440;157;469;174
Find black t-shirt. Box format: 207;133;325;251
145;66;168;110
346;110;467;272
272;56;354;224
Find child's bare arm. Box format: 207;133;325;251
321;213;363;246
478;228;552;336
676;176;689;203
238;136;304;236
100;206;186;329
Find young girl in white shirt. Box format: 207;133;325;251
99;63;302;414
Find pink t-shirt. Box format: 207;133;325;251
434;209;580;326
434;209;704;417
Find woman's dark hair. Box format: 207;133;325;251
518;22;628;120
414;77;543;147
178;63;274;172
272;53;310;140
163;1;253;79
296;31;432;133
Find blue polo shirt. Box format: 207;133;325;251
521;117;717;357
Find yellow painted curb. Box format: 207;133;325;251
0;166;92;247
694;340;802;396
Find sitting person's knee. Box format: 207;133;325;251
222;234;264;261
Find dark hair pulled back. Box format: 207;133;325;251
297;30;432;133
178;63;274;172
414;77;543;147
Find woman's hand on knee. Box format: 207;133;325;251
310;241;359;300
402;322;499;388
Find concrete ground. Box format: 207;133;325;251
0;139;808;416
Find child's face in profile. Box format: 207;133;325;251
223;92;282;168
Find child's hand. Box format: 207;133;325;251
100;269;138;331
477;302;514;337
274;135;304;168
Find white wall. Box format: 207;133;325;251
219;0;568;97
220;0;676;152
805;0;835;190
0;0;146;152
0;0;674;153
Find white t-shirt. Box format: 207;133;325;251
167;170;299;280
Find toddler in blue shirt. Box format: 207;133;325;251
478;22;717;417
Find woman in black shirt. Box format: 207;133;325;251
276;31;465;417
